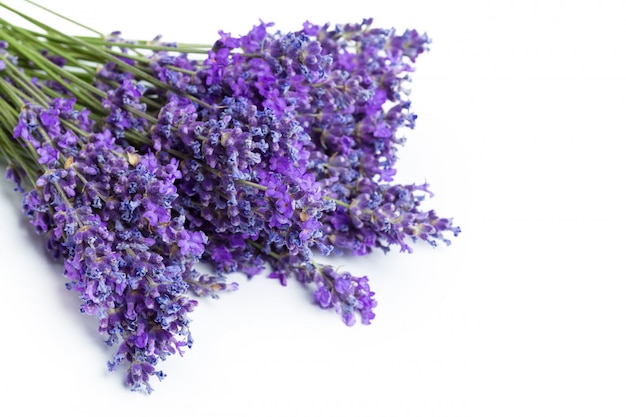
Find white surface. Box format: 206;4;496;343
1;0;625;415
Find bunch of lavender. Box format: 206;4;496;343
0;1;460;390
2;4;460;321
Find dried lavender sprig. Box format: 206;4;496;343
249;240;376;326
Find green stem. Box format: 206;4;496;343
0;56;50;106
0;5;158;85
1;26;165;130
31;32;211;54
0;27;105;109
0;74;25;109
0;141;39;188
8;23;104;75
0;5;212;111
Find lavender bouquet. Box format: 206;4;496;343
0;0;460;393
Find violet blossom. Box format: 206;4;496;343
14;97;234;393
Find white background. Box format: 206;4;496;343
1;0;625;415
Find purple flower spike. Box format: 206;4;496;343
14;100;236;393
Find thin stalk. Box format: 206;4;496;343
6;22;104;75
0;4;211;110
0;29;105;110
0;4;157;81
1;58;50;106
0;143;39;188
23;31;210;54
0;75;25;109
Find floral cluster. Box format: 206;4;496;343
0;7;459;393
13;97;234;392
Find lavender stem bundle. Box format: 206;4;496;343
0;1;460;393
